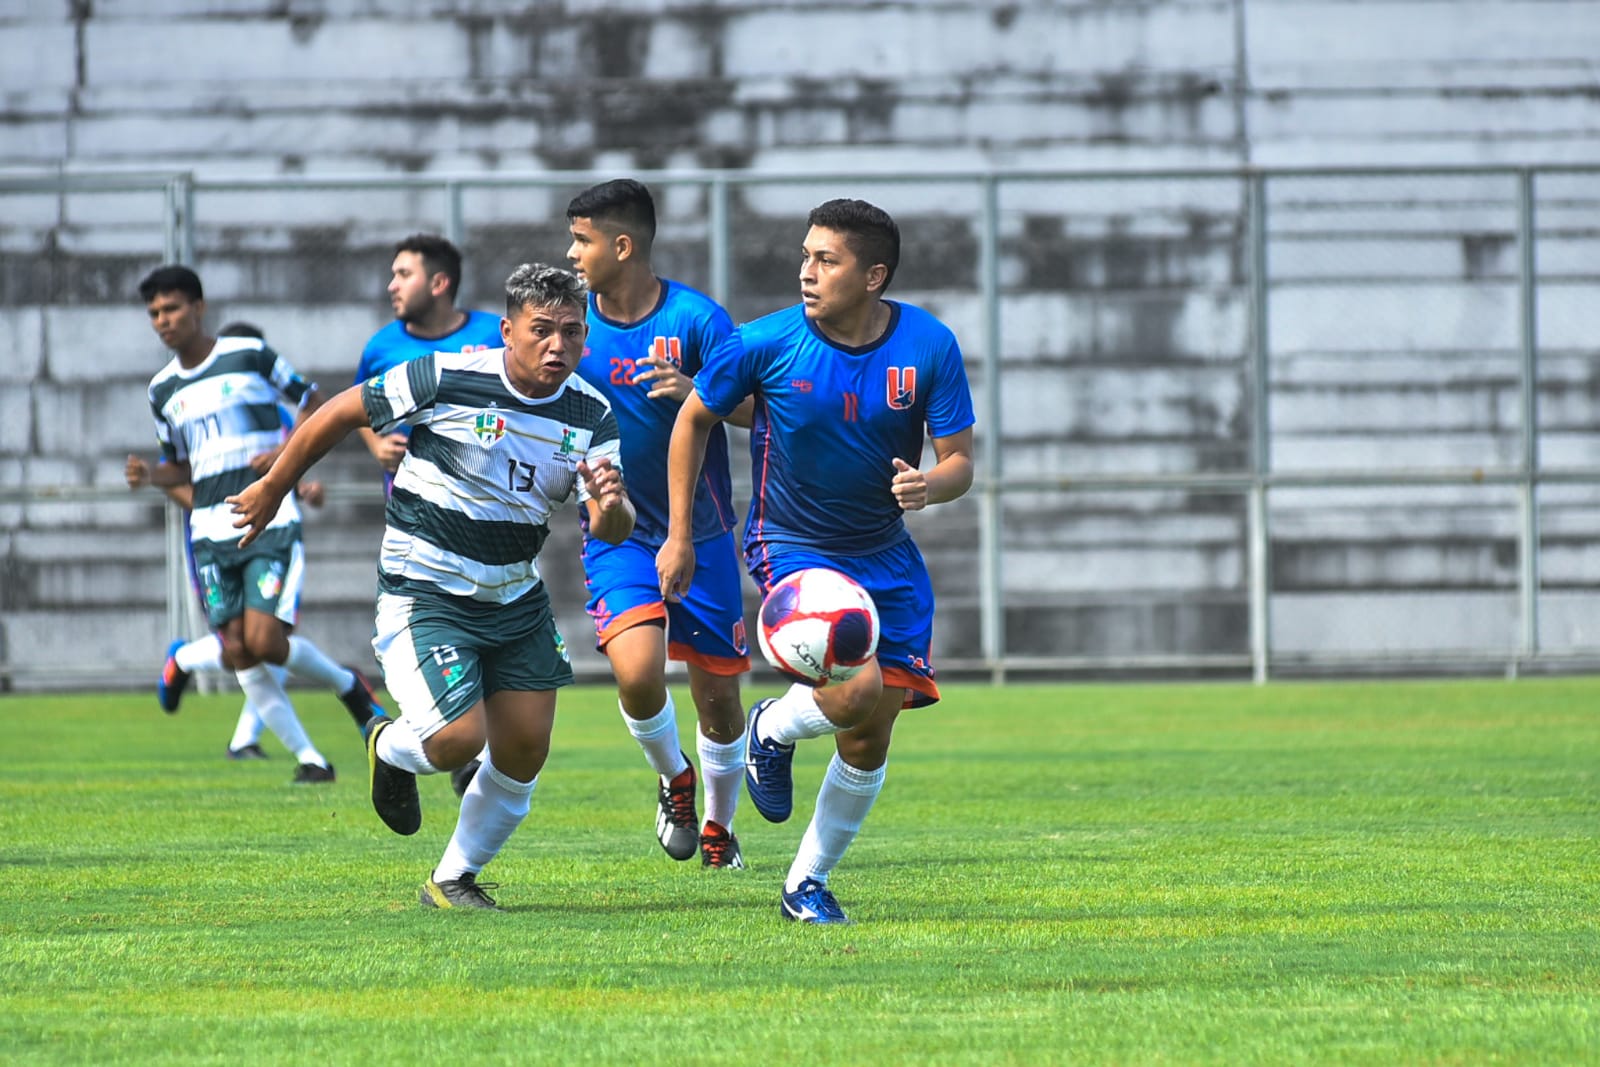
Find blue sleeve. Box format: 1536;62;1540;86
685;304;734;378
354;339;381;385
925;337;976;439
693;328;757;418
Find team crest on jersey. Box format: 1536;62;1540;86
473;411;507;447
553;427;577;460
887;366;917;410
651;336;683;368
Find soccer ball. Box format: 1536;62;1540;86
757;568;880;686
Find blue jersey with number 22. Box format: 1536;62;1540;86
694;300;975;558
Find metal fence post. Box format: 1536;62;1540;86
708;175;730;308
1247;172;1272;684
1516;169;1540;667
979;174;1005;684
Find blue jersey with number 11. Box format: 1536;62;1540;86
576;279;738;546
695;300;975;557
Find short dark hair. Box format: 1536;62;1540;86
394;233;463;302
566;179;657;251
807;199;901;291
218;321;264;339
138;265;203;304
504;262;588;318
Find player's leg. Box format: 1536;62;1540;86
161;549;248;708
368;590;488;835
781;540;940;924
780;689;901;925
585;538;697;859
670;532;752;866
423;590;570;909
423;687;556;910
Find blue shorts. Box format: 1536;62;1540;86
583;533;750;677
745;537;939;708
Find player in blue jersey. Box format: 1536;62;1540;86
658;200;976;923
231;264;633;910
566;179;752;868
128;271;386;784
353;234;503;488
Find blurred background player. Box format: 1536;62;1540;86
130;268;385;783
658;199;976;922
565;179;753;868
230;264;632;910
353;233;503;491
127;320;381;761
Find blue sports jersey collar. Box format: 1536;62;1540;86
587;280;670;331
802;300;902;356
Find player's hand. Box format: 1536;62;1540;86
125;454;150;489
226;479;287;549
296;480;326;508
578;458;625;513
635;353;693;402
656;536;697;604
373;432;407;473
890;457;928;511
249;444;284;474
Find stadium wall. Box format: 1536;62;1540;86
3;1;1600;689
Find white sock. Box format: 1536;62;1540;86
175;635;224;674
376;716;438;775
785;753;885;892
235;664;327;768
285;635;357;693
697;727;745;832
758;684;839;746
621;694;689;780
229;704;264;750
434;757;536;881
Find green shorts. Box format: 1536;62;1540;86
191;534;303;629
372;581;573;739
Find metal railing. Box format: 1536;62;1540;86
4;163;1599;688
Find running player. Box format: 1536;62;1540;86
230;264;632;910
657;199;976;923
132;269;384;783
566;179;751;869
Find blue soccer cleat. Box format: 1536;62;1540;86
780;878;851;924
157;638;190;714
743;698;795;823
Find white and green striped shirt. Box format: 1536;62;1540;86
148;337;310;553
362;348;622;605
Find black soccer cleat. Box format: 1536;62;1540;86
226;743;268;761
699;821;745;870
157;639;191;714
420;872;501;910
366;716;421;835
292;761;336;784
656;755;700;861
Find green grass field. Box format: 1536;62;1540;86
2;679;1597;1065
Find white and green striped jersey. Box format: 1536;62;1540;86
361;348;622;605
147;336;312;553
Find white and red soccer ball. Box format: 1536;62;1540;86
757;567;880;685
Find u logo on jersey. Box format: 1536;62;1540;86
651;336;683;367
887;366;917;410
473;411;506;447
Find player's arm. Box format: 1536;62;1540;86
579;458;634;545
228;385;369;547
656;391;726;601
126;454;190;490
891;427;975;512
